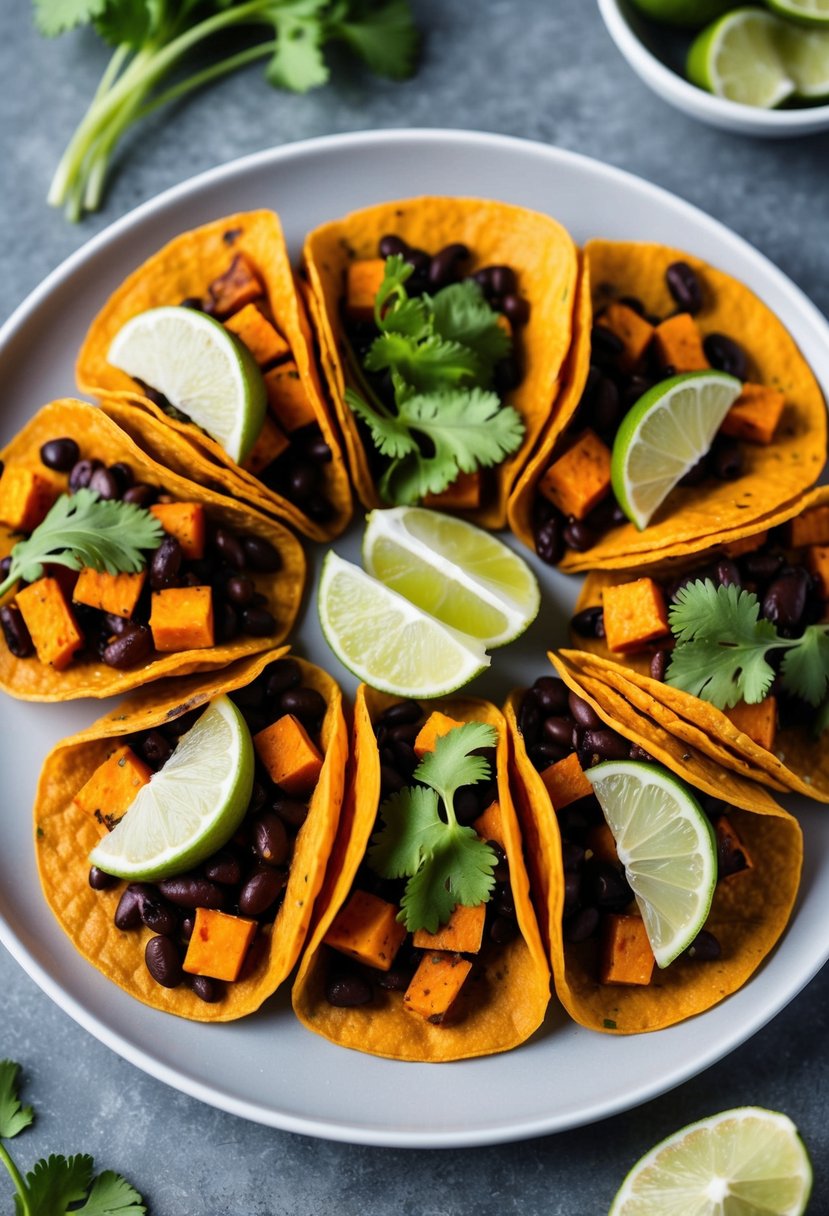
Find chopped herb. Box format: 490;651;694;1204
603;1018;617;1030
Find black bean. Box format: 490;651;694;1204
69;458;101;492
0;556;10;579
564;906;600;942
212;528;245;570
558;802;595;840
535;515;564;566
742;551;784;582
145;935;182;988
716;559;741;588
280;687;326;724
326;973;373;1007
709;438;743;481
490;916;518;945
561;842;585;872
678;455;708;487
225;574;255;607
496;888;517;919
493;357;521;394
532;676;570;716
582;728;630;762
378;234;409;258
241;606;276;636
102;613;131;638
388;721;420;745
265;659;301;700
241;535;282;572
215;602;239;643
570;606;606;639
649;650;669;682
487;265;517;297
428;243;469;288
629;744;656;762
591;862;633;911
150;535;182;590
588;377;620;435
623;375;654;409
762;570;809;632
391;739;418;776
157;876;226;909
380;765;406;796
165;708;202;738
103;625;153;669
239;868;286;917
40;438;79;471
568;691;602;730
123;482;158;507
376;966;413;992
666;261;703;314
542;716;573;750
501;293;530;327
529;742;567;771
108;462;134;493
88;465;120;500
88;866;118;890
685;930;722;961
591;324;624;364
140;729;173;767
0;605;33;658
304;434;332;464
455;786;483;826
114;883;152;930
563;518;597;552
379;699;422;727
253;811;289;866
140;897;178;937
517;696;541;747
272;797;309;830
204;851;243;886
619;295;646;316
180;295;207;311
563;871;581;913
488;841;509;884
703;333;748;380
189;975;224;1002
288;462;320;502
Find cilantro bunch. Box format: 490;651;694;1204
345;256;525;505
367;721;500;933
35;0;419;220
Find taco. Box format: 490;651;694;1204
301;196;579;528
0;400;305;700
568;485;829;802
507;239;826;571
292;685;549;1060
76;211;352;542
504;654;801;1034
35;651;347;1021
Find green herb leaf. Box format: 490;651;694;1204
366;333;484;391
427;281;511;372
345;389;419;461
400;829;496;933
666;637;775;709
265;0;331;92
330;0;420;79
412;720;497;804
33;0;108;36
74;1169;147;1214
0;1061;34;1140
780;626;829;707
368;785;445;879
26;1154;93;1215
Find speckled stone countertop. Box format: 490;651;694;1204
2;3;829;1212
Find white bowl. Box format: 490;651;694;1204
598;0;829;137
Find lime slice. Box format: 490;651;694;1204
767;0;829;26
778;22;829;95
628;0;738;29
318;551;489;697
610;1107;812;1216
611;371;742;531
585;760;717;967
687;9;797;107
108;305;267;463
362;507;540;649
88;696;254;881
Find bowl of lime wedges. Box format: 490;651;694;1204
597;0;829;136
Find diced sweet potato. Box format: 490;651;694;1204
602;578;670;654
586;822;619;866
413;903;486;954
541;752;593;810
149;502;206;559
207;254;263;317
807;545;829;599
724;697;777;753
263;360;317;433
599;914;655;986
538;429;612;520
715;814;753;878
472;799;505;848
652;313;709;373
254;713;323;796
183;907;257;981
790;506;829;548
324;889;407;971
720;383;785;446
722;531;768;558
423;471;481;511
73;744;153;832
0;467;60;533
223;303;290;366
16;577;84;670
596;303;654;372
241;416;290;476
413;711;464;759
345;258;386;321
73;568;146;619
149;585;214;651
403;952;473;1023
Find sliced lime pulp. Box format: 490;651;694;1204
687;8;796;107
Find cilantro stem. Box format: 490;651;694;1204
0;1141;31;1216
135;43;277;123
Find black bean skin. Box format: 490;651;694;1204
140;729;172;768
88;466;120;500
379;699;422;727
483;265;517;297
123;482;158;507
203;851;243;886
150;535;182;590
109;462;134;493
265;659;301;700
709;438;743;481
140;897;178;937
517;697;541;747
272;798;308;830
380;765;406;796
649;651;669;682
743;551;784;582
225;574;255;607
716;559;741;588
241;607;276;637
543;716;574;749
69;459;101;492
762;569;810;632
428;243;469;288
568;691;602;730
242;536;282;572
454;786;483;826
529;742;567;770
213;528;246;570
590;862;633;912
685;930;722;961
533;676;570;716
145;935;183;988
703;333;748;380
629;744;656;762
591;324;624;364
501;293;530;327
376;966;413;992
582;728;630;762
489;916;518;945
114;883;153;930
189;975;224;1002
253;812;289;866
561;842;585;872
563;518;597;552
570;606;606;639
280;687;326;724
666;261;703;314
588;377;620;434
40;438;79;471
327;974;373;1007
0;605;33;658
564;906;600;942
88;866;118;890
378;234;409;258
287;462;319;501
102;625;153;670
535;516;564;566
238;869;285;917
157;876;226;909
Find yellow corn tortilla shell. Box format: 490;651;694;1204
76;211;352;542
503;654;801;1034
0;400;305;701
35;651;348;1022
302;196;579;528
292;684;550;1061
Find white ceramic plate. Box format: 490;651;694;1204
1;130;827;1148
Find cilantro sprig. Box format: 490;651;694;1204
367;721;499;933
0;489;164;599
0;1060;145;1215
345;256;525;505
665;579;829;719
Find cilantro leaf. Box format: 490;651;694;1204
413;721;497;806
345;389;419;460
398;387;524;470
33;0;108;36
265;0;331;92
368;785;444;879
428;281;511;372
669;580;776;647
366;334;483;391
400;830;495;933
75;1169;146;1214
330;0;420;79
0;1061;34;1139
26;1153;94;1215
666;638;776;709
780;626;829;707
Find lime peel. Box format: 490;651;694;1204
687;9;797;108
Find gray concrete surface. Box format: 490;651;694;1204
2;2;829;1212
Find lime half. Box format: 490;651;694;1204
89;696;254;881
362;507;540;649
611;371;741;531
687;9;796;107
108;305;267;463
585;760;717;967
610;1107;812;1216
778;22;829;96
318;551;489;698
768;0;829;26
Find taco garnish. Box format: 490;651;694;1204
76;211;352;542
292;685;549;1060
302;196;578;528
507;240;826;570
504;655;801;1034
0;400;305;701
35;652;348;1021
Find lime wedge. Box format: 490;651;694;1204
767;0;829;26
628;0;738;29
610;1107;812;1216
687;9;796;106
108;305;267;463
585;760;717;968
318;551;489;697
362;507;540;649
778;22;829;95
88;696;254;881
611;371;742;531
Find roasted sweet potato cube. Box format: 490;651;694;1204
183;907;257;981
723;531;768;558
150;502;206;559
413;711;464;758
345;258;386;321
413;904;486;954
149;585;214;651
472;799;505;848
423;471;481;511
602;578;670;654
73;744;153;832
538;429;612;521
73;568;146;619
241;415;290;476
600;914;655;986
587;822;619;866
652;313;709;373
724;697;777;753
16;578;84;670
0;467;60;533
324;890;407;971
720;383;785;446
223;303;290;366
807;546;829;599
541;752;593;810
790;506;829;548
597;303;655;372
715;814;753;879
403;952;473;1023
207;254;263;317
254;713;323;796
263;360;317;433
